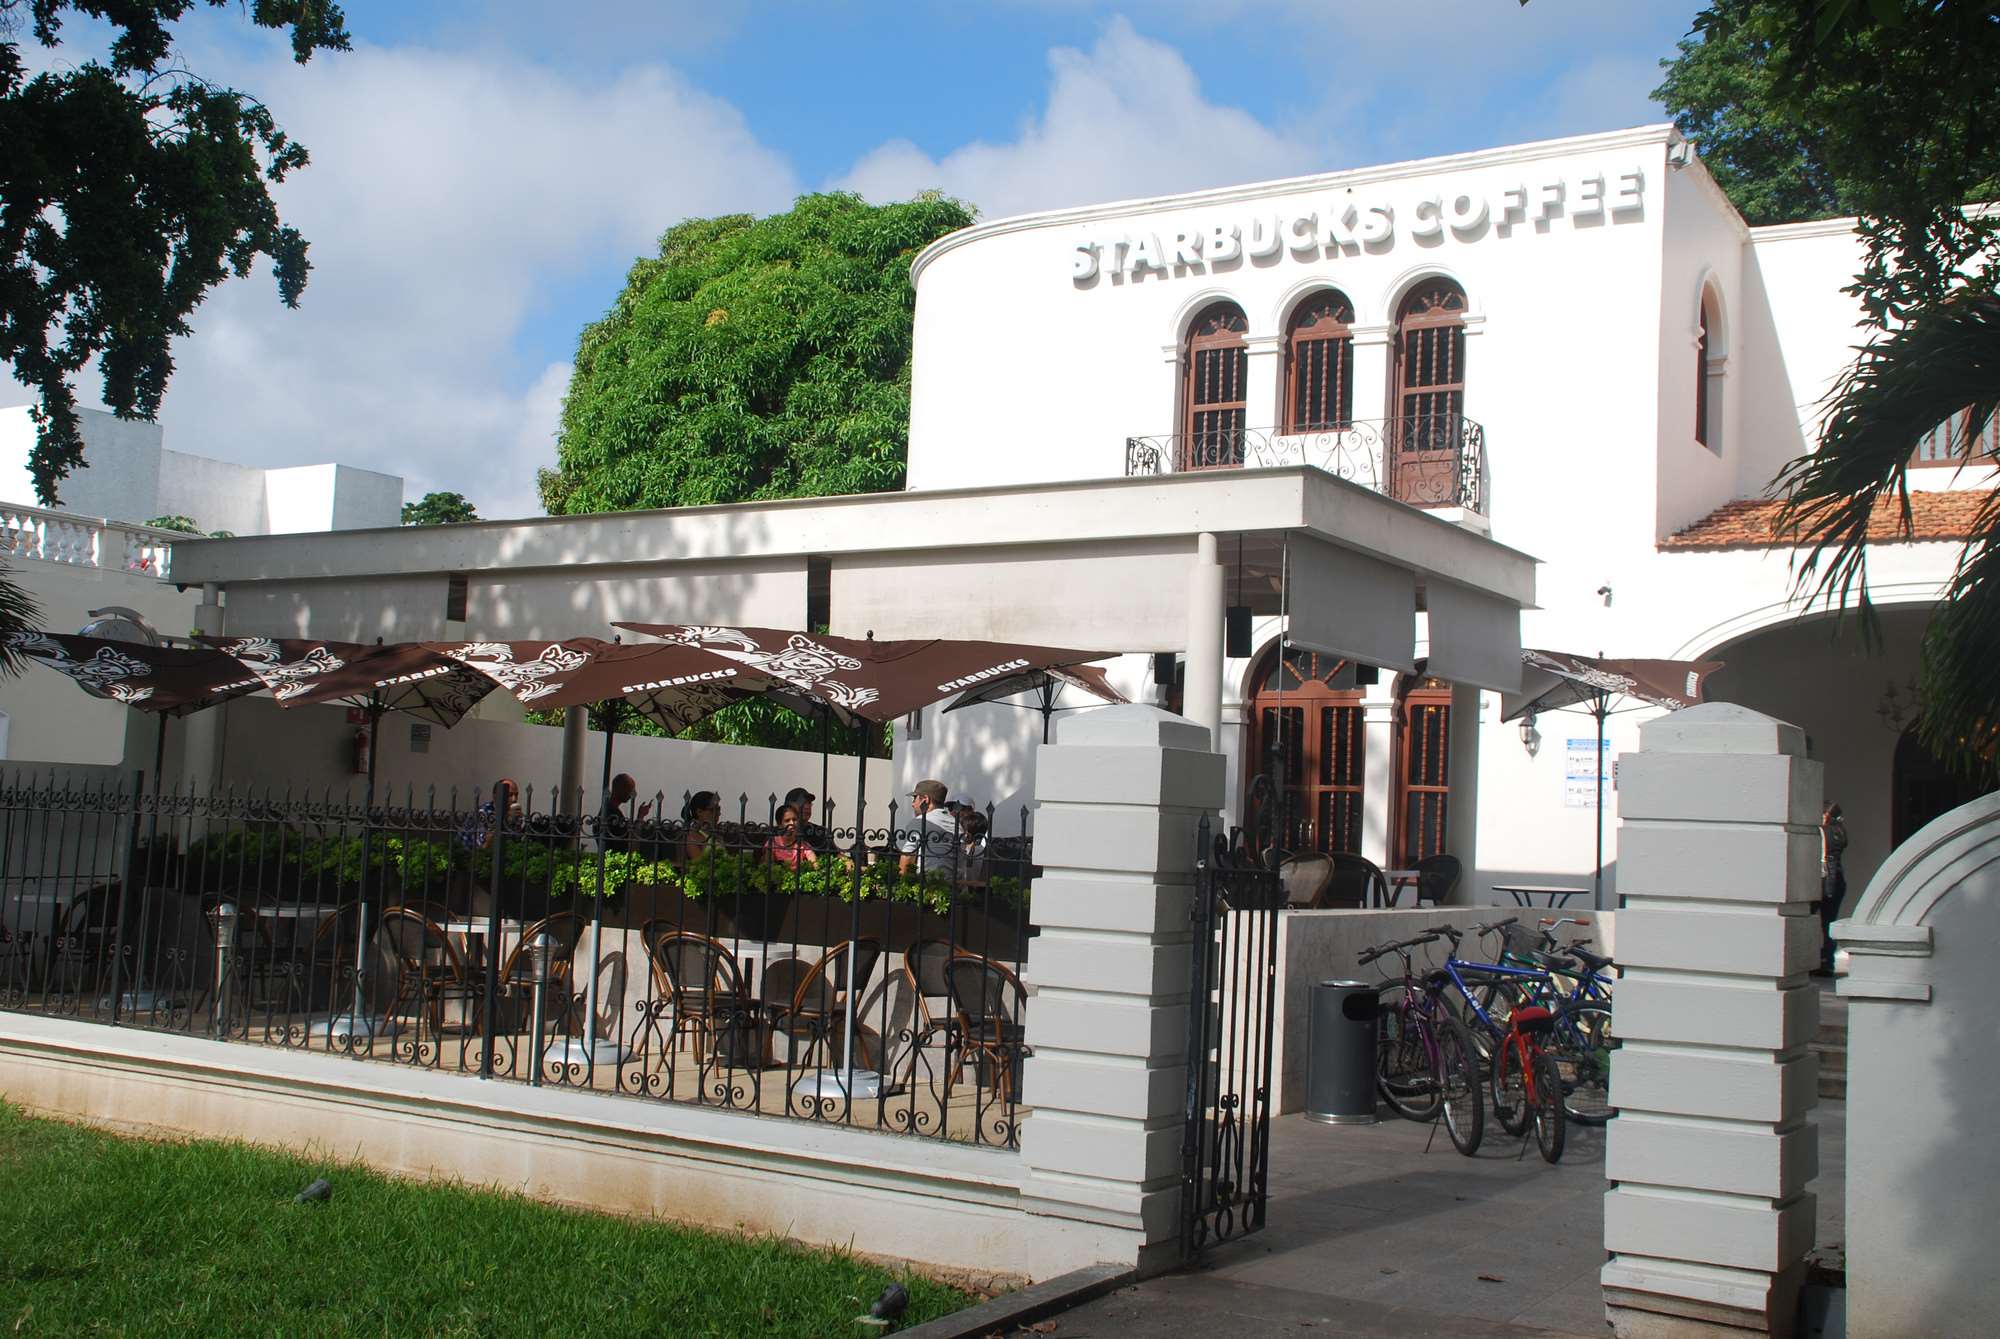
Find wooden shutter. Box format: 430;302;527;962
1183;304;1249;470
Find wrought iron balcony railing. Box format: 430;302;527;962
1124;415;1486;513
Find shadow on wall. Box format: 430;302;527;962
218;510;790;644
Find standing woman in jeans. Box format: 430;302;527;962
1818;802;1847;975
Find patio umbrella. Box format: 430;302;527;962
941;663;1127;744
1;629;272;803
614;622;1118;1101
433;637;836;1074
1499;649;1724;907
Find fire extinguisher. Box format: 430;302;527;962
351;727;371;777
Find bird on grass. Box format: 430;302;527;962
854;1282;908;1329
294;1178;332;1204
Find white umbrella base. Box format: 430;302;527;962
791;1068;883;1100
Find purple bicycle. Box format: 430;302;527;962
1358;932;1484;1156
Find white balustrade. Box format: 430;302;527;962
0;500;178;580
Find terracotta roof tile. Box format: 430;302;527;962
1661;491;1988;551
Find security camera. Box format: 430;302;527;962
1595;585;1613;607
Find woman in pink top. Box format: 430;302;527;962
766;803;817;870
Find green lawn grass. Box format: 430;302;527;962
0;1102;974;1337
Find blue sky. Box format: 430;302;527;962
5;1;1705;518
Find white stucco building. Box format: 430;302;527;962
895;121;1993;904
11;123;1990;906
0;405;403;537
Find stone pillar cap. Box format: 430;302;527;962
1055;704;1211;751
1637;701;1805;757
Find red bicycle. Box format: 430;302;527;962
1488;1000;1566;1163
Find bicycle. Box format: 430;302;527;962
1357;933;1483;1155
1429;920;1618;1127
1488;993;1566;1162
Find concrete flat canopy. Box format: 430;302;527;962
169;469;1537;689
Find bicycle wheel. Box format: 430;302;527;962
1377;987;1440;1120
1548;1003;1616;1125
1434;1011;1484;1156
1532;1051;1566;1163
1489;1033;1529;1135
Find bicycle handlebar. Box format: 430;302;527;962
1471;917;1518;936
1356;931;1443;966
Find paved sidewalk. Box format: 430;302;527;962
995;1101;1847;1339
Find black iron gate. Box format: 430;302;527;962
1180;813;1285;1258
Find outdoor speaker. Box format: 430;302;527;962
1225;605;1252;658
1355;663;1380;685
1153;652;1177;686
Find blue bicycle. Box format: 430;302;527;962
1430;920;1617;1126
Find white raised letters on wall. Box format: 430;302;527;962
1071;167;1645;283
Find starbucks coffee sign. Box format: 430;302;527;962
1071;166;1647;283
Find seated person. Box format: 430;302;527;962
784;786;834;853
681;790;722;863
957;809;991;883
896;779;962;876
766;803;817;870
599;773;653;854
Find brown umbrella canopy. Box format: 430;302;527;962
203;636;496;727
1501;649;1724;722
3;632;267;717
612;623;1118;723
942;663;1127;715
436;638;815;734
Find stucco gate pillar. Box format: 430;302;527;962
1603;703;1822;1339
1018;704;1225;1273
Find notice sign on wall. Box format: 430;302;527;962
1565;737;1609;808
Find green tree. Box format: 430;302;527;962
0;1;350;505
541;191;975;515
0;557;42;676
542;191;970;753
1657;1;2000;778
401;491;480;526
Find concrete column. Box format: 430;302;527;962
1350;327;1393;486
1360;691;1396;867
182;583;226;791
1243;335;1281;430
1446;682;1481;897
559;706;589;816
1018;705;1225;1273
1182;533;1224;750
1603;703;1823;1339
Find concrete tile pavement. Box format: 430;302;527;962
994;1100;1848;1339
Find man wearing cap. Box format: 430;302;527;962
785;786;833;854
897;778;962;875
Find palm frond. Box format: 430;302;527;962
1776;292;2000;641
0;561;43;677
1917;489;2000;779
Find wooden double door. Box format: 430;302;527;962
1246;650;1451;865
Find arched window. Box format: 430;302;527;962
1246;645;1366;855
1696;286;1724;452
1181;302;1249;470
1393;675;1453;865
1390;279;1468;505
1284;291;1355;433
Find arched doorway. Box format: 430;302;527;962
1892;726;1993;847
1246;645;1366;855
1393;674;1453;866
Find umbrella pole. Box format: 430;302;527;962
834;724;878;1100
344;693;385;1039
571;701;624;1075
820;709;830;824
1042;679;1056;746
1593;695;1608;912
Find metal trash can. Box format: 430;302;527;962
1305;979;1378;1125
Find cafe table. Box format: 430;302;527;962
1491;883;1590;909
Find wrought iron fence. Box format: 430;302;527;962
0;771;1031;1149
1124;415;1486;513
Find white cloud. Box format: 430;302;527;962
6;39;798;521
836;17;1322;220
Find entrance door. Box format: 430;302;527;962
1247;647;1365;855
1394;676;1453;866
